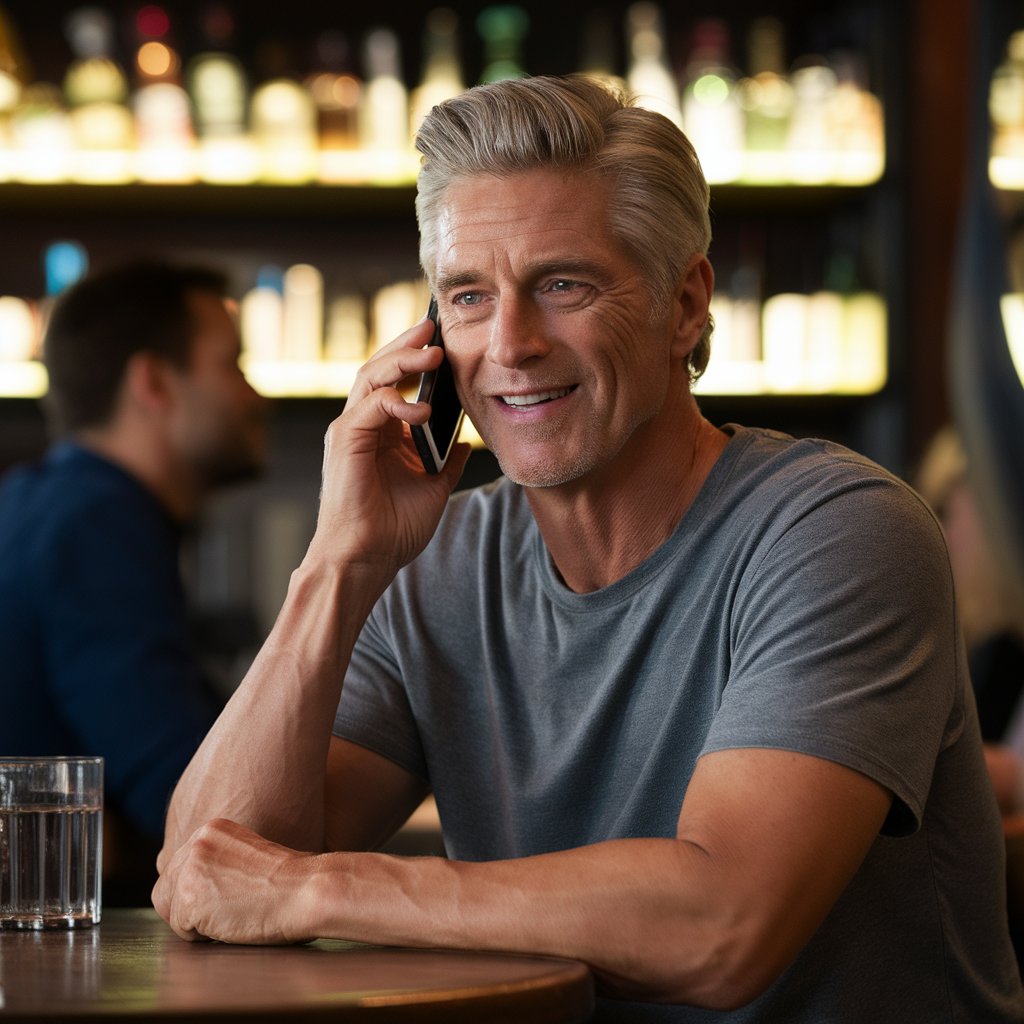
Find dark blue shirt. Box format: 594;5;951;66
0;442;220;837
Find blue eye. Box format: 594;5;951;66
454;292;483;306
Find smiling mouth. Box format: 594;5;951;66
500;386;575;407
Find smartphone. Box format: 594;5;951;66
411;297;465;474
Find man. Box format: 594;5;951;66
0;260;268;903
152;77;1024;1020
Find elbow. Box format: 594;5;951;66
683;956;783;1012
600;915;792;1011
687;927;791;1010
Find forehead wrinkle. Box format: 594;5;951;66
431;171;622;290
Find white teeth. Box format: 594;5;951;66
501;388;572;407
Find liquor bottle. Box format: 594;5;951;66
728;261;762;363
370;280;429;354
45;238;89;296
282;263;324;363
477;5;529;83
359;27;410;181
826;51;884;185
324;294;369;363
0;294;35;361
305;29;362;182
625;2;681;128
785;58;838;184
680;18;743;182
10;83;74;183
250;74;318;183
62;6;134;183
409;8;464;140
26;239;89;369
0;5;29;181
841;290;887;393
762;292;809;392
991;31;1024;166
578;9;625;92
186;2;256;183
240;266;284;362
736;17;793;182
804;287;845;392
132;4;196;182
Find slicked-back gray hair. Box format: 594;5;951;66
414;74;714;380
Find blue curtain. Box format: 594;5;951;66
948;0;1024;606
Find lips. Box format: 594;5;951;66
500;386;575;407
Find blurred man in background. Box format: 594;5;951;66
0;259;268;903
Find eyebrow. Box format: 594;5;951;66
435;258;615;295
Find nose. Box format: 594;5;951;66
485;294;552;369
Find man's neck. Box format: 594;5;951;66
72;427;199;523
524;401;727;594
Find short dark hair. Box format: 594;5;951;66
42;260;229;434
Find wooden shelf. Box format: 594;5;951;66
0;178;881;220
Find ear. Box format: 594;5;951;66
670;254;714;362
121;350;179;416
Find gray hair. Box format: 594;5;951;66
414;74;714;380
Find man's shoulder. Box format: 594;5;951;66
0;443;166;550
723;424;918;504
710;424;940;556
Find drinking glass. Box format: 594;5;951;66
0;757;103;929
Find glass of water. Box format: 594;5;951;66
0;757;103;930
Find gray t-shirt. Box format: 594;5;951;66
335;424;1024;1022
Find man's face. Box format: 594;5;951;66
431;168;702;489
168;291;268;490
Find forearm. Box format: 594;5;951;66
303;839;789;1010
162;558;385;857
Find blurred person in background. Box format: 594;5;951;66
916;425;1024;961
0;259;269;904
915;426;1024;818
916;427;1024;742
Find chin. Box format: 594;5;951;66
201;450;266;490
496;452;595;490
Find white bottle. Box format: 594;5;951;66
625;3;682;129
132;15;196;183
282;263;324;364
359;27;410;181
680;18;744;183
409;8;464;141
63;7;134;183
250;77;318;183
186;4;256;183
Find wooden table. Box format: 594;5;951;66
0;908;594;1022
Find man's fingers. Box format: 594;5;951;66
347;320;441;403
322;386;429;464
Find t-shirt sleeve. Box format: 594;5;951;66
333;599;429;781
700;469;963;836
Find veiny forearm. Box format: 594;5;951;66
162;559;386;859
302;838;792;1010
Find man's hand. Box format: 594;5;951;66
153;819;320;945
306;316;471;579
